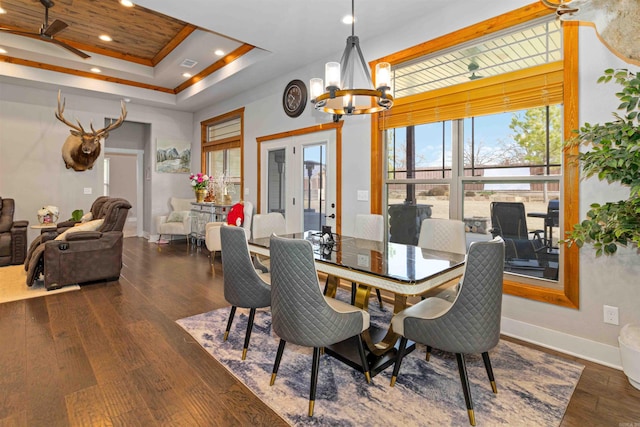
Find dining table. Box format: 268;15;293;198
248;231;466;376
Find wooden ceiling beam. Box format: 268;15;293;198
174;44;255;94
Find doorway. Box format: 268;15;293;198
104;148;144;237
258;126;341;234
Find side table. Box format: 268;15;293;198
30;223;57;230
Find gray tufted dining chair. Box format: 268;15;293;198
417;217;468;301
389;236;505;426
220;225;271;360
352;213;385;308
268;234;371;417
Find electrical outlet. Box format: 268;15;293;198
84;187;92;195
603;305;619;325
357;190;369;201
357;254;370;268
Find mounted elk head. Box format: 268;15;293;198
541;0;640;65
55;91;127;171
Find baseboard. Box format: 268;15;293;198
501;317;622;370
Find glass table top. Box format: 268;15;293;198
249;231;466;284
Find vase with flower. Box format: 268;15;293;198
37;205;60;224
189;172;210;203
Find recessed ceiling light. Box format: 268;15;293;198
120;0;134;7
90;67;102;73
99;34;113;42
0;48;7;54
123;97;131;103
214;49;224;57
342;15;354;24
182;72;192;78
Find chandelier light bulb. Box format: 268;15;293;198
375;62;391;90
325;62;341;90
310;78;324;100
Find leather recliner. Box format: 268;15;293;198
0;198;29;267
25;197;131;290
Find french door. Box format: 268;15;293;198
260;130;337;233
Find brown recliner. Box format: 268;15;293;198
25;197;132;290
0;198;29;267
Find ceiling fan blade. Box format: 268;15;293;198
0;27;41;37
50;38;91;59
43;19;68;37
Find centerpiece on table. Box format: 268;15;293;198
189;172;210;203
37;205;59;224
212;172;235;205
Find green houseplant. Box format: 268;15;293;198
563;69;640;256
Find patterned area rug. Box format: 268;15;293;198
177;303;583;426
0;265;80;304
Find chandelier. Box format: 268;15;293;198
309;0;393;116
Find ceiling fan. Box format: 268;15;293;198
0;0;90;59
467;60;483;80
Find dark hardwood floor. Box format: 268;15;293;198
1;237;638;426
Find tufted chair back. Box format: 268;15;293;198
418;218;467;255
269;234;368;348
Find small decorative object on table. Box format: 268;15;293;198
37;205;59;224
189;172;210;203
212;172;235;205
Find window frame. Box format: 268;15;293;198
200;107;245;197
370;3;580;308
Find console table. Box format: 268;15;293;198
189;202;233;245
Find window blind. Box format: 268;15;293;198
379;62;563;130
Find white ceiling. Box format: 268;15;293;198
0;0;465;112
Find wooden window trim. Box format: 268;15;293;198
200;107;245;194
371;3;580;309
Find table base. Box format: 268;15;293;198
325;326;416;378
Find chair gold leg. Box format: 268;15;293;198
390;375;397;387
308;400;315;417
223;331;229;341
490;380;497;394
468;409;476;426
241;348;247;360
270;373;277;386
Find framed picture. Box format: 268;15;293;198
156;139;190;173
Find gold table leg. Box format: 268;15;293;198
349;282;409;357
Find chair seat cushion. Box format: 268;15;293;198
324;296;370;332
391;297;452;337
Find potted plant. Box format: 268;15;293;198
563;69;640;254
563;68;640;390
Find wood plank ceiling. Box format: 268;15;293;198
0;0;253;93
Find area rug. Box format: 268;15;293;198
177;302;583;426
0;265;80;304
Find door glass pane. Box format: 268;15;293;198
303;144;326;232
267;149;286;214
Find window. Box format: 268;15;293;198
200;108;244;202
372;4;579;307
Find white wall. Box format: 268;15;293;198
192;5;640;367
0;83;194;242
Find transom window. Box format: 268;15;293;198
393;18;561;97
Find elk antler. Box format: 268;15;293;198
540;0;580;16
94;100;127;138
55;90;83;133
